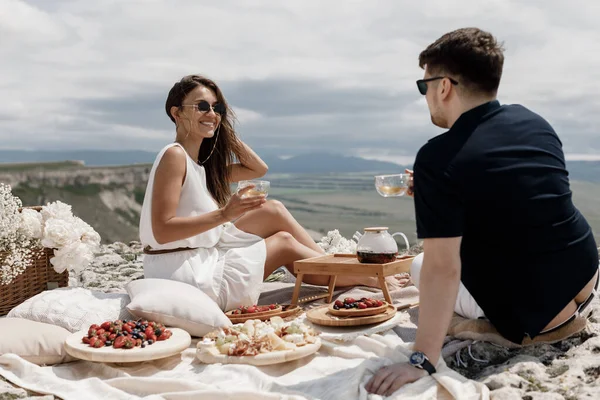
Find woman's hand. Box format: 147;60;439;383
220;185;266;221
405;169;414;197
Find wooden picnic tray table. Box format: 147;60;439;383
291;254;414;306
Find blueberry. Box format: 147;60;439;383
105;341;112;346
344;304;351;309
141;343;146;348
333;305;339;310
148;340;154;345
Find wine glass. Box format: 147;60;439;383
237;180;270;198
374;174;410;197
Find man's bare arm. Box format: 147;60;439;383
413;237;462;364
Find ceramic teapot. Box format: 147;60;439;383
353;227;410;264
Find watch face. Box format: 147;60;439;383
410;351;425;365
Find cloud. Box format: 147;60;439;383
0;0;599;160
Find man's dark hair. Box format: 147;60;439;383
419;28;505;95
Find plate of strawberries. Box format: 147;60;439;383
64;319;191;363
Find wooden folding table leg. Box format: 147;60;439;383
378;275;393;304
327;275;337;303
291;273;304;306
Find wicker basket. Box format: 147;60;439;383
0;206;69;316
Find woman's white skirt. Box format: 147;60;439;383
143;223;267;311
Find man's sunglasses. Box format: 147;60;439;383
416;77;459;95
180;100;226;115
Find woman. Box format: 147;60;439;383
139;74;402;312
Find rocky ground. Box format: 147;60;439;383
2;242;600;399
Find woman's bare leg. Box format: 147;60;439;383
264;231;381;287
235;200;325;254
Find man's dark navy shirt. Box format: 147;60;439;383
413;100;599;344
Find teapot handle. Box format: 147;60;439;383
391;232;410;252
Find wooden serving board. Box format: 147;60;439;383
328;301;388;317
306;304;396;327
196;338;321;366
64;328;191;363
225;305;304;323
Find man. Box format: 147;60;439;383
366;27;599;396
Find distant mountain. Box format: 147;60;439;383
565;160;600;184
1;150;599;181
0;150;404;173
0;150;156;166
262;153;403;173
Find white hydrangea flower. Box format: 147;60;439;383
50;240;95;274
1;186;102;284
317;229;357;254
40;201;73;223
42;218;80;248
19;208;43;239
73;217;101;250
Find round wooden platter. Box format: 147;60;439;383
196;338;321;366
306;304;396;327
225;305;301;323
328;301;389;317
64;328;191;363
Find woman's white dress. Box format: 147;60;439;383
139;143;267;311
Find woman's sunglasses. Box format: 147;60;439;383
180;100;226;115
416;77;459;95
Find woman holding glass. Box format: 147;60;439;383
139;75;390;312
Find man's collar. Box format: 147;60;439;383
448;100;501;134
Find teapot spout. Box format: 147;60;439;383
352;231;363;243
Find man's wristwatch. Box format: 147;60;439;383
409;351;436;375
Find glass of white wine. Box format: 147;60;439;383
375;174;410;197
237;180;270;198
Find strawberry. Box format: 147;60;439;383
92;339;105;348
123;336;135;349
145;327;154;337
344;297;356;304
89;337;99;347
113;336;126;349
268;304;277;310
148;334;157;342
109;333;117;341
96;328;106;336
100;321;111;331
82;337;90;344
158;330;172;341
88;328;97;337
334;300;344;308
122;324;132;334
365;300;374;307
357;302;367;309
375;300;384;307
246;306;257;313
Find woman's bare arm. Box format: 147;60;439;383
150;146;266;245
228;141;268;183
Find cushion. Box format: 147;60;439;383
126;279;232;337
447;313;588;348
7;288;134;333
0;318;76;365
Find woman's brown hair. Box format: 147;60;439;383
165;75;244;207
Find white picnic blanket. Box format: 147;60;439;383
0;329;489;399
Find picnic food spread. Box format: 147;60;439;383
200;316;318;356
81;319;172;349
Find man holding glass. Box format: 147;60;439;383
366;27;599;396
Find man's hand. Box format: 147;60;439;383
405;169;414;197
365;362;428;396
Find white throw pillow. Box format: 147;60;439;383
0;318;76;365
7;287;134;333
126;279;231;337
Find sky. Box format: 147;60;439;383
1;0;600;164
